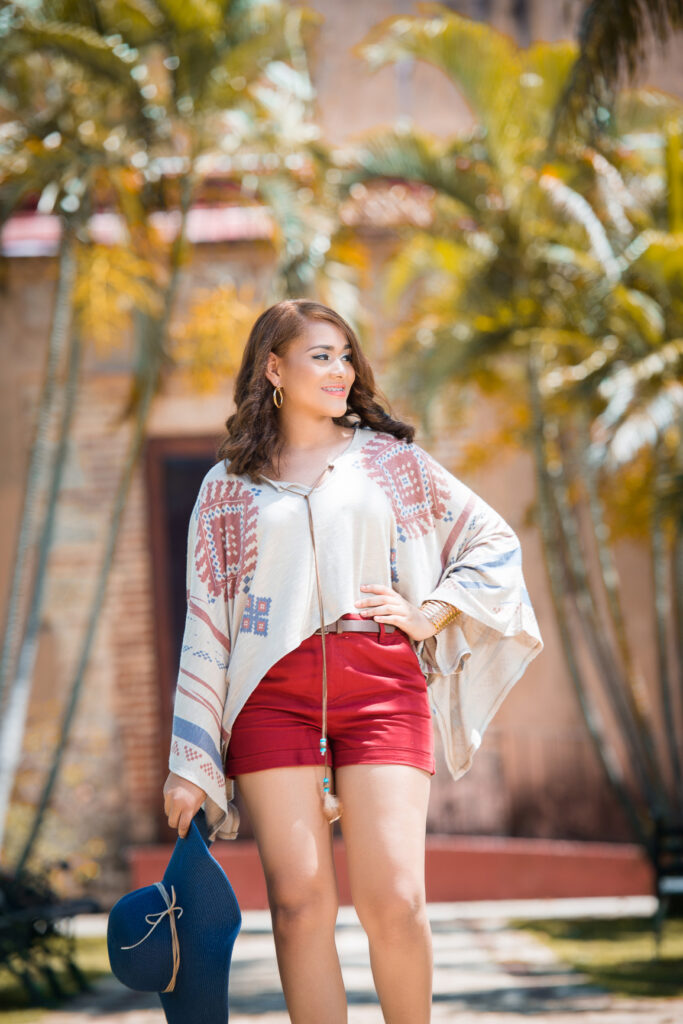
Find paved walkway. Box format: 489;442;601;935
27;897;683;1023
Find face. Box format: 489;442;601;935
266;320;356;418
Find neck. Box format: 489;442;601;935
276;409;347;452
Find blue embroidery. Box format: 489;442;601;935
390;547;399;584
240;594;272;636
172;716;223;772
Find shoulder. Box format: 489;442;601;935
355;428;443;474
192;461;262;516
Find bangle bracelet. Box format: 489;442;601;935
420;600;461;634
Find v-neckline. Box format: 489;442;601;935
259;426;362;494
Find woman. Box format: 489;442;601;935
163;299;543;1023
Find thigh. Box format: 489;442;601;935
335;763;431;908
236;766;337;906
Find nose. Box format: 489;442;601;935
330;355;349;376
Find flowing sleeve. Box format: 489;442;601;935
168;480;240;841
409;447;544;782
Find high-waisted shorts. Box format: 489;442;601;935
224;614;435;778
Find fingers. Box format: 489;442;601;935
360;603;394;617
356;584;401;614
359;583;393;596
163;773;206;839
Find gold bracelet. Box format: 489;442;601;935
420;599;461;635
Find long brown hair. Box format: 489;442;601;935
217;299;414;479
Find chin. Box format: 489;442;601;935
319;393;347;410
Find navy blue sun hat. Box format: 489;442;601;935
107;810;241;1024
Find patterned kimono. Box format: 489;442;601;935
169;426;544;840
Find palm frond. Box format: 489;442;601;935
152;0;222;33
15;12;147;90
97;0;164;45
609;284;667;348
581;147;641;237
615;87;683;135
383;232;483;309
356;5;522;169
592;379;683;469
549;0;683;146
538;171;621;280
357;5;577;178
337;128;493;217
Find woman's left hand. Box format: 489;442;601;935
355;583;437;642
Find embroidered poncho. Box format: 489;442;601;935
168;426;544;841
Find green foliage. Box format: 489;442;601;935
357;3;578;177
350;7;683;491
511;916;683;998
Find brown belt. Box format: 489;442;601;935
314;618;396;636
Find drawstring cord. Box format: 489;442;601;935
279;466;342;823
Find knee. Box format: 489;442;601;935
355;883;428;942
268;877;338;937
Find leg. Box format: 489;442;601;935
236;766;347;1024
335;763;432;1024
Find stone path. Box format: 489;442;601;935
17;898;683;1023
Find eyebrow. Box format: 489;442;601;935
306;342;352;351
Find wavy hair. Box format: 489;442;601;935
217;299;414;480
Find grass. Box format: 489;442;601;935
510;914;683;999
0;936;111;1023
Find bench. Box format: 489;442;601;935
652;818;683;955
0;866;100;1005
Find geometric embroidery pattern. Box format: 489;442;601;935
239;594;271;637
194;479;259;599
174;742;223;786
358;433;452;542
199;759;222;784
390;546;399;583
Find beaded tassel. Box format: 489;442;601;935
304;486;342;824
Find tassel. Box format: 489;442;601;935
323;790;342;823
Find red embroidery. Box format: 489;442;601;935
360;434;451;540
194;480;258;599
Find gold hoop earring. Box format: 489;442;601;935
273;385;284;409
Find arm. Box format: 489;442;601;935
164;480;233;838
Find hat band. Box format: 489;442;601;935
120;881;183;992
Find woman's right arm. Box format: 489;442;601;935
164;477;233;839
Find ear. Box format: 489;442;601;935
264;352;281;388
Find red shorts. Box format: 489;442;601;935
224;615;435;778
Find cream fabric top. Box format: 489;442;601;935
168;426;544;840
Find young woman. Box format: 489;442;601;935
163;299;543;1023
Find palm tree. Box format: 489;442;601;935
0;0;361;872
337;6;683;851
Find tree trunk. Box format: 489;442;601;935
552;420;669;817
0;226;78;856
13;184;192;874
526;347;650;850
0;223;76;713
651;444;683;813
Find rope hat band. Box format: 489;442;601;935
119;882;183;993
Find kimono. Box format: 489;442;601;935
168;426;544;840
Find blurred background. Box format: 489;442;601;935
0;0;681;939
